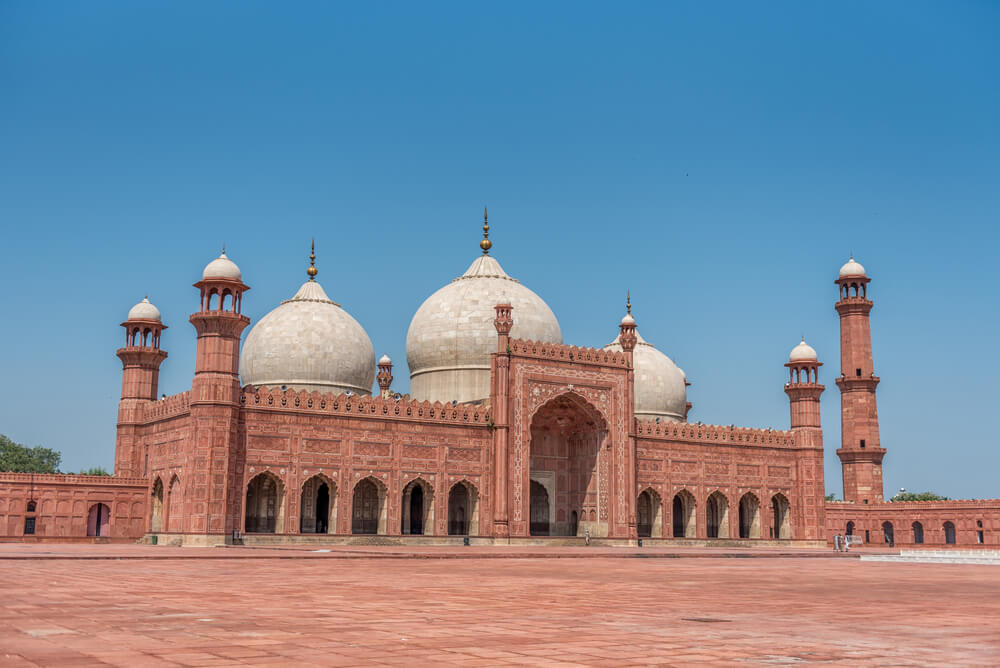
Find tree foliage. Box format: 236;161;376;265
79;466;111;476
0;434;62;473
825;493;838;501
890;491;949;502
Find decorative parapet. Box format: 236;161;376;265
0;472;149;487
828;499;1000;509
241;386;492;426
507;338;628;368
142;391;191;421
636;419;797;448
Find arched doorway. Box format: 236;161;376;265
706;491;729;539
448;481;479;536
167;476;182;532
771;494;790;539
637;491;653;538
529;393;606;537
352;478;385;535
672;490;696;538
846;521;855;537
739;493;760;539
245;472;284;533
150;479;164;532
300;476;335;534
402;478;434;535
882;521;894;545
87;503;110;537
943;521;956;544
529;480;550;536
912;521;924;544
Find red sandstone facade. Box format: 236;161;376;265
1;254;997;547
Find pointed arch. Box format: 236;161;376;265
943;521;956;544
402;477;435;535
300;474;336;534
672;489;696;538
166;475;183;532
706;490;729;539
87;503;111;537
771;493;790;539
738;492;761;539
352;476;387;535
150;478;164;533
912;521;924;544
637;488;662;538
245;471;286;533
448;480;480;536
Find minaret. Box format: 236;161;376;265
618;293;638;538
187;248;250;540
114;297;168;476
785;338;826;539
377;355;394;399
785;338;823;430
834;257;885;504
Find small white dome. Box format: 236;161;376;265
621;313;635;326
240;279;375;395
839;257;866;278
203;251;242;281
379;354;392;365
605;330;687;422
789;339;818;362
127;297;161;322
406;254;561;403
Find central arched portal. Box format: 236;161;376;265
529;393;608;537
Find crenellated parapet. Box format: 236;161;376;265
636;418;797;448
0;472;150;486
507;338;629;368
241;386;492;425
142;390;191;421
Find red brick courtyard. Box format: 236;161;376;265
1;544;997;667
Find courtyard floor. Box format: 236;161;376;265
0;544;997;667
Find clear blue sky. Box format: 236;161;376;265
1;2;997;498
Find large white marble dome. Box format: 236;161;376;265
406;253;562;404
604;328;687;422
240;278;375;395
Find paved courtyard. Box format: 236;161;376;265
1;544;997;666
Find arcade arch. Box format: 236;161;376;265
672;490;696;538
300;475;335;534
401;478;434;535
637;489;662;538
448;481;479;536
245;472;285;533
738;492;761;539
706;491;729;539
150;478;164;533
352;477;387;535
771;493;790;539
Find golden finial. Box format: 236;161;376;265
480;206;492;255
221;243;226;255
307;238;318;280
626;290;631;315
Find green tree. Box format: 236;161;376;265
825;493;838;501
890;491;949;502
79;466;111;476
0;434;62;473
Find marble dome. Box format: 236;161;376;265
789;338;818;362
203;251;243;281
240;279;375;395
604;329;687;422
406;253;562;403
839;256;866;278
127;297;161;322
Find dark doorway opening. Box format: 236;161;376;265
530;480;550;536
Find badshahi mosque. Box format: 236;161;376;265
0;214;996;547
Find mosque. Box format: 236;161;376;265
0;215;996;546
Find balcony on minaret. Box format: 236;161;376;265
117;296;169;402
784;338;824;430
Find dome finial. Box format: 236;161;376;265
480;206;492;255
626;289;632;315
221;243;226;256
307;238;318;280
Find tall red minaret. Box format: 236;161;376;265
188;249;250;539
115;297;168;476
834;257;885;504
785;338;826;539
